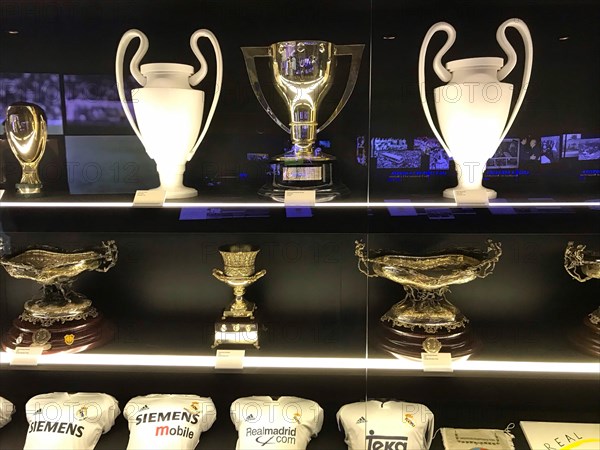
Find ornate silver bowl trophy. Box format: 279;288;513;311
5;102;47;195
564;241;600;357
0;241;118;353
242;40;364;202
212;244;266;349
356;240;502;359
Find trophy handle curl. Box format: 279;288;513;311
115;29;149;145
418;22;456;157
241;46;291;134
249;269;267;283
96;241;119;273
496;18;533;143
212;268;228;283
187;29;223;161
317;44;365;133
473;240;502;279
355;240;378;278
564;241;590;282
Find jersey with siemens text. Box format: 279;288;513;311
336;400;435;450
0;395;15;429
123;394;216;449
24;392;120;450
230;396;324;450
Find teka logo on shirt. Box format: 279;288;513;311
246;426;297;446
366;430;409;450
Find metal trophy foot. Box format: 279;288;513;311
356;239;502;360
211;245;266;349
0;241;118;354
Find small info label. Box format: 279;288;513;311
284;190;316;207
421;352;453;372
10;347;44;366
133;189;166;207
215;349;245;369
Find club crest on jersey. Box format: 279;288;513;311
403;413;415;428
293;412;301;424
366;430;409;450
76;406;88;420
185;401;200;415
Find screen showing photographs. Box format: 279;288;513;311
562;134;600;161
63;74;135;133
0;73;64;134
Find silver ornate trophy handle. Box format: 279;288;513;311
241;46;291;134
317;44;364;133
96;241;119;273
496;18;533;143
115;29;149;145
418;22;456;157
187;29;223;161
472;240;502;279
564;241;592;282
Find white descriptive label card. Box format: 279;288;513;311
0;189;5;200
454;189;489;206
10;347;44;366
421;353;453;372
133;189;166;207
284;190;316;206
215;349;245;369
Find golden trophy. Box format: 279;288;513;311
242;40;364;202
5;102;47;195
564;241;600;357
356;240;502;359
212;245;266;349
0;241;118;353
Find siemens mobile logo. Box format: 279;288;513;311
135;411;199;425
366;430;408;450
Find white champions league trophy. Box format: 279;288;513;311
419;18;533;199
116;28;222;199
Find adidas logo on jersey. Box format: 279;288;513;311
139;405;149;412
356;416;367;424
33;408;43;415
246;414;256;421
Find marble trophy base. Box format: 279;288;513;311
2;313;114;354
570;315;600;358
213;317;259;349
378;321;479;360
258;153;349;202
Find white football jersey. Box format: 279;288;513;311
230;396;324;450
123;394;217;449
24;392;120;450
0;395;15;428
336;400;435;450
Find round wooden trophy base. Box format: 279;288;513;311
570;315;600;358
378;321;479;360
2;313;114;354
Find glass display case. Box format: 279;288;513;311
0;1;598;449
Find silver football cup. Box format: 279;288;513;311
5;102;47;195
242;41;364;201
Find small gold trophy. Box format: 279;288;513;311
212;244;266;349
5;102;47;195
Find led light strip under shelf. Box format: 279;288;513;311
0;352;597;375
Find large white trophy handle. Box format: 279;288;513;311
496;18;534;143
115;29;148;146
418;22;456;157
187;29;223;162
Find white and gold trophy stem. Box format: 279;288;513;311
418;18;533;199
116;28;222;199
